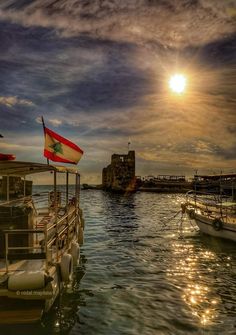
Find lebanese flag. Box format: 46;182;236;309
44;127;83;164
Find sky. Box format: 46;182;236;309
0;0;236;184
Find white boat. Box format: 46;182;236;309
182;190;236;242
0;161;84;324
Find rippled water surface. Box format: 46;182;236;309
1;190;236;335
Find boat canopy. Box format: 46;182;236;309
0;161;79;176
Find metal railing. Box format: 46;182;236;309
185;190;236;223
1;191;80;274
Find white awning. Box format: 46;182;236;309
0;161;79;176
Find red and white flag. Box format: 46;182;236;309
44;127;83;164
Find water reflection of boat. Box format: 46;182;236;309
0;161;84;324
182;191;236;242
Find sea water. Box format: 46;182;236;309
1;189;236;335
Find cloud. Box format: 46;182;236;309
36;117;62;127
0;96;34;107
36;117;43;124
0;142;22;149
48;118;62;127
0;1;236;182
0;0;235;48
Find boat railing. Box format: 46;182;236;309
32;191;78;213
185;190;236;221
0;190;77;211
1;191;80;274
3;229;45;273
186;190;231;204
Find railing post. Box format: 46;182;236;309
75;173;80;209
23;176;26;197
66;172;69;249
5;233;9;273
78;173;80;205
44;223;48;271
6;175;9;202
74;173;80;238
53;170;59;261
66;171;69;209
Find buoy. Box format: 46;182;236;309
70;242;80;266
60;253;73;282
8;271;48;291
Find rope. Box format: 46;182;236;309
160;208;198;239
160;209;182;229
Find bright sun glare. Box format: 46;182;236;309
169;74;187;94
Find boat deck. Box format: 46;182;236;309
0;259;45;275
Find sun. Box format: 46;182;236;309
169;74;187;94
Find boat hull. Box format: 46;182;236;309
0;298;44;324
0;265;60;324
194;213;236;242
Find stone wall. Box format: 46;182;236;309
102;151;136;192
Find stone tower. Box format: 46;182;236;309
102;150;135;192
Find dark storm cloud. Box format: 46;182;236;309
0;103;36;139
0;20;152;112
200;34;236;66
49;51;152;111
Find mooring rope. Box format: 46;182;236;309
160;209;182;227
160;207;198;237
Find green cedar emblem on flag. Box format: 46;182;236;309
50;142;63;154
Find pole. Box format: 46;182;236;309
54;170;59;261
194;169;198;207
128;139;131;152
23;176;26;197
75;173;81;213
41;116;49;165
6;175;9;202
66;171;69;208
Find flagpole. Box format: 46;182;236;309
42;116;49;165
128;141;131;151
